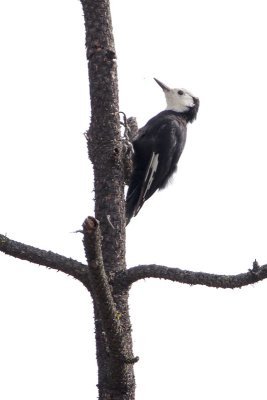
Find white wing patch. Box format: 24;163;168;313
134;152;159;216
143;152;159;199
133;152;159;217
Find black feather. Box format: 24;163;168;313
126;110;190;223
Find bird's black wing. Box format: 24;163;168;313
126;115;186;223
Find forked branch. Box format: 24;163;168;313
82;217;137;363
2;232;267;292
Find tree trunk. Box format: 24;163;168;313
80;1;136;398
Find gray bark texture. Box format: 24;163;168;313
1;1;267;400
80;1;136;398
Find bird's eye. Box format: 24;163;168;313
178;90;184;95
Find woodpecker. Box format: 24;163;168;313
126;78;199;224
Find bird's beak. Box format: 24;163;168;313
154;78;171;92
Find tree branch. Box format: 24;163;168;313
83;217;137;364
114;261;267;290
0;233;89;287
3;230;265;292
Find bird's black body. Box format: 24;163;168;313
125;79;199;224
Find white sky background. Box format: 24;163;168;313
0;0;267;399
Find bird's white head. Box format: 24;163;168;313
154;78;199;119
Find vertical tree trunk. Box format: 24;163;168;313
80;1;135;398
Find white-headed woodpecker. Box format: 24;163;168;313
126;78;199;224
